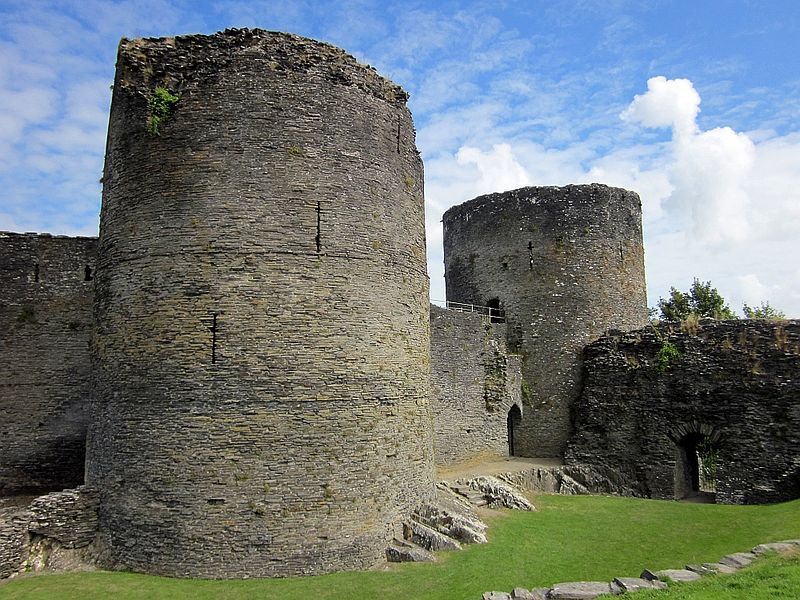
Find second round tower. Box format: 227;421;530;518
443;184;648;458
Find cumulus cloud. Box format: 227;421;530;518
621;76;700;138
622;76;756;244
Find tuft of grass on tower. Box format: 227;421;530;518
1;494;798;600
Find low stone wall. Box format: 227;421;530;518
430;305;522;466
567;320;800;504
0;486;98;579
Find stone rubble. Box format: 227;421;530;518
386;484;490;563
447;476;535;511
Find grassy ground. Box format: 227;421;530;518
0;494;798;599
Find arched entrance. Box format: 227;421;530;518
507;404;522;456
672;424;720;501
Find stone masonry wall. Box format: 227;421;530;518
567;320;800;504
443;185;648;459
430;305;522;466
0;486;99;579
0;232;97;496
87;29;434;578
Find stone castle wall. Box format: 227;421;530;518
0;232;97;496
567;320;800;504
442;185;648;458
87;29;434;578
429;305;522;466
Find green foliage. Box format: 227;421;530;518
520;379;532;406
147;86;180;136
743;301;786;321
655;340;681;372
2;495;799;599
658;279;736;321
697;439;719;491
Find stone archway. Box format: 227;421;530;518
507;404;522;456
669;422;721;501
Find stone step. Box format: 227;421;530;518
719;552;757;568
547;581;614;599
403;519;462;552
611;576;667;592
385;539;435;563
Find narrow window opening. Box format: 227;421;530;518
34;263;40;282
527;241;533;270
396;120;401;153
507;404;522;456
210;312;218;364
84;265;93;281
315;201;322;253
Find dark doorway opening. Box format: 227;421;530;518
487;297;504;323
507;404;522;456
675;432;718;502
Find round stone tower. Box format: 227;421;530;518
442;184;647;458
88;29;434;578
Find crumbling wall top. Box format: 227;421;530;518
116;28;409;106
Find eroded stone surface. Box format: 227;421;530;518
719;552;757;568
700;562;738;574
385;540;435;563
547;581;615;599
653;569;700;583
611;576;667;592
452;476;534;510
752;542;797;555
403;520;462;552
510;587;548;599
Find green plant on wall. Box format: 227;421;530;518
520;379;532;406
697;439;719;491
147;86;180;136
654;339;680;372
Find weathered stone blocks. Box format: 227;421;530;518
567;320;800;504
88;28;434;578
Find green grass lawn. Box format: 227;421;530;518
1;494;799;599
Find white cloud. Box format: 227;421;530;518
621;76;700;138
455;144;530;197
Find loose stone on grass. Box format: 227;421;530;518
547;581;615;599
511;587;548;599
719;552;757;568
611;576;667;592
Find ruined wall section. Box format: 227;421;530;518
567;320;800;504
443;185;647;459
430;305;522;466
88;29;434;578
0;232;97;496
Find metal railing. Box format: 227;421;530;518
432;299;505;323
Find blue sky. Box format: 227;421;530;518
1;0;799;314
